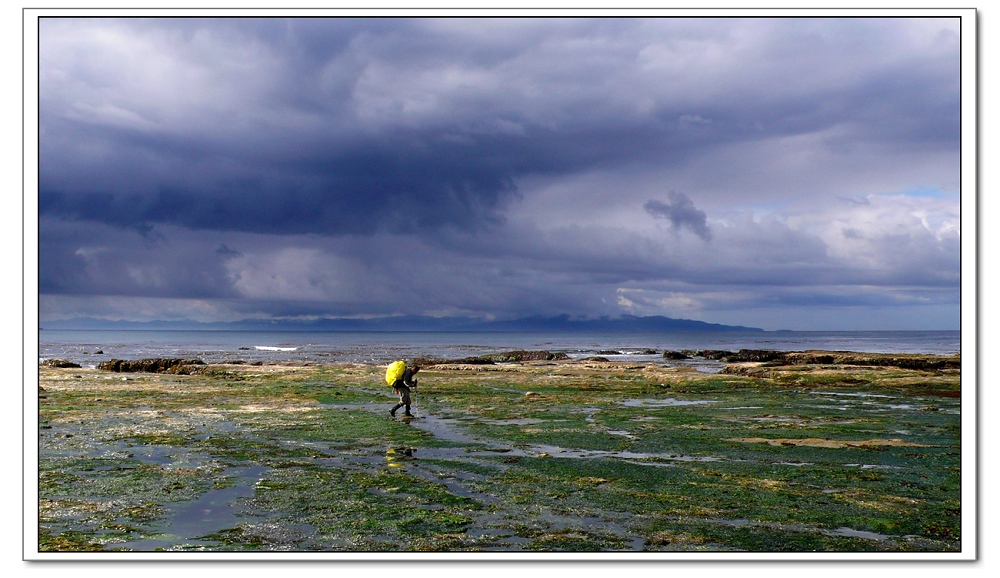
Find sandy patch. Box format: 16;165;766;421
727;437;931;448
236;404;316;414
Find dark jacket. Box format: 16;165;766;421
394;368;417;389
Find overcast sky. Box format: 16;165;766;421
37;16;962;330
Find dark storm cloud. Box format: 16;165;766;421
644;193;712;240
216;244;242;256
39;18;959;238
39;217;241;299
39;136;523;236
36;16;962;328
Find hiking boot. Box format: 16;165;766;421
404;412;413;417
390;409;397;418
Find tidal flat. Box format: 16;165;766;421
37;353;961;553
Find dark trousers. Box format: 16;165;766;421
391;384;412;415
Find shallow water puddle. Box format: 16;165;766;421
706;517;752;527
480;418;545;426
407;414;491;445
810;391;894;398
114;464;270;551
580;407;637;440
730;437;930;449
832;527;890;540
465;528;532;550
528;444;724;463
621;398;718;407
379;406;727;465
408;465;498;504
125;442;200;466
699;517;892;543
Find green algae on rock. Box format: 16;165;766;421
37;353;962;553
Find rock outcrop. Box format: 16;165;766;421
718;350;959;372
41;359;81;368
781;351;960;371
415;350;570;366
97;358;206;374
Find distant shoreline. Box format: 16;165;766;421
41;348;961;375
38;329;962;366
36;314;766;333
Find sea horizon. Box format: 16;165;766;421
38;328;962;369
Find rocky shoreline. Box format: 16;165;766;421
54;348;961;375
38;346;962;552
670;349;961;371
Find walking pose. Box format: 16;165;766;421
386;361;420;418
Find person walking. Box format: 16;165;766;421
389;364;420;418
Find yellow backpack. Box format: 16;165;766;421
385;361;406;386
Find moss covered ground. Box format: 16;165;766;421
36;357;962;553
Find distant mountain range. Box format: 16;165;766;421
40;314;764;333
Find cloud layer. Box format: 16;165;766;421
37;16;962;330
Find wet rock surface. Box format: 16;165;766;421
41;359;81;368
97;358;207;374
416;349;571;366
658;349;963;371
783;351;961;370
662;351;691;360
39;355;961;553
718;350;961;373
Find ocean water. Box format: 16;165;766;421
38;330;961;369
